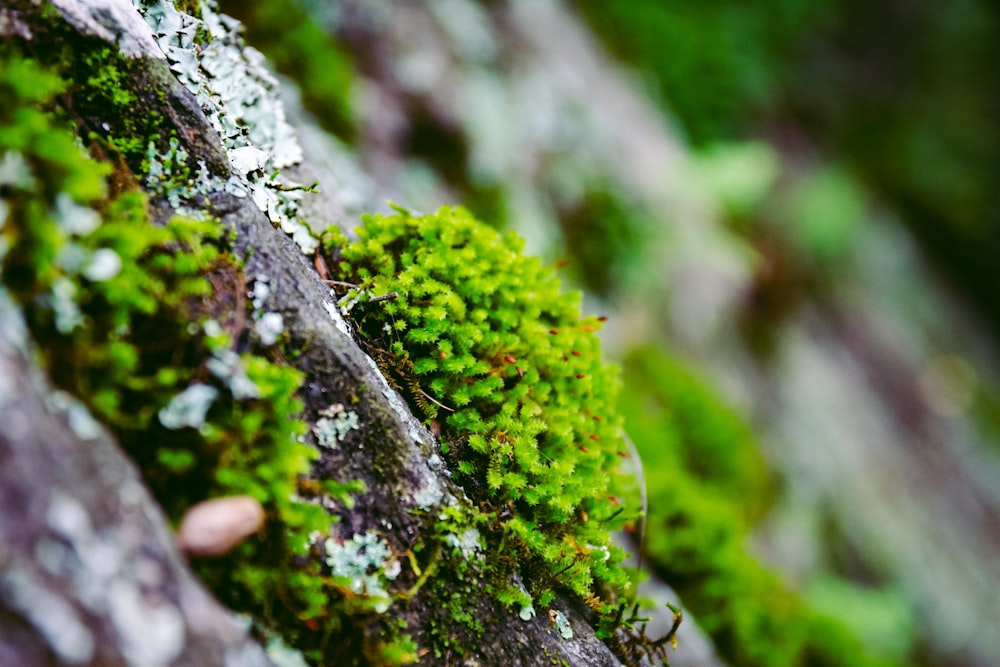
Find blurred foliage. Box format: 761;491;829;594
218;0;357;141
621;347;772;518
621;347;905;667
573;0;1000;337
549;181;653;296
778;165;865;269
803;577;916;662
693;141;781;224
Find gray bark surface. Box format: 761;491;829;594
0;295;276;667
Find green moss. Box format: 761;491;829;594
621;347;773;519
9;16;179;178
326;205;637;625
175;0;202;18
621;347;902;667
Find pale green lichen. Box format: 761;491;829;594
157;383;219;430
134;0;321;253
444;527;482;561
323;531;401;613
81;248;123;282
248;277;286;346
552;609;573;640
265;636;311;667
50;392;105;441
251;278;272;310
313;405;360;448
205;348;260;400
254;311;285;346
410;471;445;510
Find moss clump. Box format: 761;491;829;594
0;51;368;665
327;205;636;617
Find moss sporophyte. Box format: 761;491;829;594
325;205;640;618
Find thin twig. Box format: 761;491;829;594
369;291;399;304
419;388;454;412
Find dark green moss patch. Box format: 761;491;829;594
621;347;901;667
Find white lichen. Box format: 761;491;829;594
313;406;360;448
229;145;270;175
323;531;400;612
411;470;445;510
54;192;101;236
248;276;286;346
132;0;320;253
158;383;219;429
82;248;123;282
53;0;164;59
66;401;105;440
264;635;311;667
251;276;272;310
201;318;224;339
254;311;285;345
50;278;83;333
206;349;259;400
444;526;482;561
551;609;573;639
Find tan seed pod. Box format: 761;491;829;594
178;495;264;557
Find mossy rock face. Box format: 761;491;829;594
0;50;349;662
329;205;636;611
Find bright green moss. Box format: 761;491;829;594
328;205;637;620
